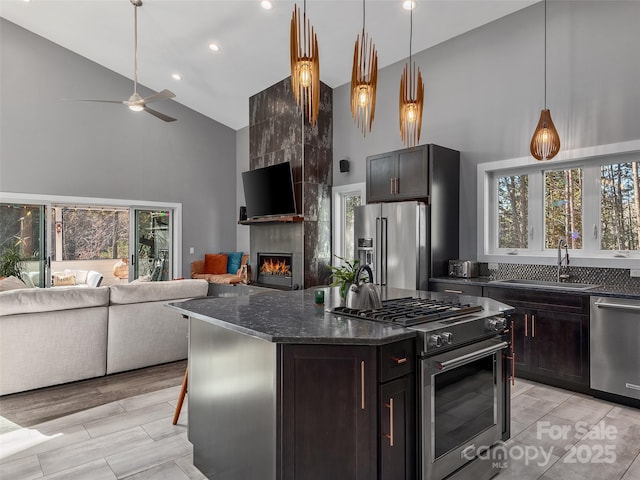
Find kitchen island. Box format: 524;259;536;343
168;286;514;480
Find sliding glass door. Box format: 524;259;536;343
0;203;49;287
132;209;173;281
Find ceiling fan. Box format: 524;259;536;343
75;0;176;122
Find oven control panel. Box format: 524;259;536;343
414;315;509;354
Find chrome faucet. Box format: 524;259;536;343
557;238;570;282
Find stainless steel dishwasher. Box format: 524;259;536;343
590;296;640;400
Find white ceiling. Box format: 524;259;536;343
1;0;537;130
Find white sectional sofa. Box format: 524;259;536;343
0;279;208;396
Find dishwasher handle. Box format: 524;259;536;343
594;300;640;312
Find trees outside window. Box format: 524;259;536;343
497;175;528;249
600;162;640;251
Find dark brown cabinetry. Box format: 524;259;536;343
280;339;415;480
366;144;459;203
485;288;590;391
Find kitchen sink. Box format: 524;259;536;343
489;279;600;291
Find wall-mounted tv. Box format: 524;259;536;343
242;161;297;219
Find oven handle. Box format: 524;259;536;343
433;341;509;371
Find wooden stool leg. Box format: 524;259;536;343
172;367;188;425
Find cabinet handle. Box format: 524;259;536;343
395;177;399;194
384;398;394;446
391;355;407;365
361;361;365;410
390;178;395;195
532;314;535;338
444;289;463;294
524;314;528;337
509;319;516;385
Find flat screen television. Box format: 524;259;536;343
242;161;297;219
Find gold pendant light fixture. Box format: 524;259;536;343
351;0;378;136
399;2;424;148
290;0;320;127
530;0;560;161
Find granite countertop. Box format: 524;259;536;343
168;286;513;345
430;276;640;299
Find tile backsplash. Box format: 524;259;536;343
479;263;640;289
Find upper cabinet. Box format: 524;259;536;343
366;144;458;203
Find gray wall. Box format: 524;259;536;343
0;19;238;277
332;1;640;260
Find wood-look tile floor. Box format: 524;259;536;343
1;363;639;480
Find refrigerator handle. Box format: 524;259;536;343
381;217;388;286
376;217;381;284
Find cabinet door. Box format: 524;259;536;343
397;147;429;199
510;309;531;374
280;345;376;480
529;310;589;385
380;375;416;480
429;281;483;297
367;153;397;202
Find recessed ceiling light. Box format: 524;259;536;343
208;43;220;52
172;73;181;81
261;1;273;10
402;1;415;10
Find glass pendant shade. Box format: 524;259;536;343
530;109;560;160
290;2;320;127
351;1;378;136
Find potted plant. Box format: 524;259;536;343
0;244;25;279
329;256;363;300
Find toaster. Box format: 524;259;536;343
448;260;479;278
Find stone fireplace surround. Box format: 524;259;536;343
247;77;332;289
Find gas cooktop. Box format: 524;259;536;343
331;297;483;327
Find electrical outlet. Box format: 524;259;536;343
630;269;640;278
189;247;195;255
488;263;499;271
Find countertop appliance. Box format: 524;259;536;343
448;260;478;278
590;296;640;401
331;295;514;480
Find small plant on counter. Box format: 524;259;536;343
329;256;361;300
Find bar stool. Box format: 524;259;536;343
172;366;188;425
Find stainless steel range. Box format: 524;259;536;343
332;294;515;480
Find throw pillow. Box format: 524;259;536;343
53;273;76;286
204;253;228;274
225;251;244;274
0;275;27;292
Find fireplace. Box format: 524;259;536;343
257;252;293;289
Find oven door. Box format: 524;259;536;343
420;338;508;480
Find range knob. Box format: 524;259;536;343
442;332;453;345
487;317;507;331
429;334;443;348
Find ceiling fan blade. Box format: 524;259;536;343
64;99;125;104
143;106;177;122
142;89;175;104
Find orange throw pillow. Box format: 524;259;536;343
204;254;228;274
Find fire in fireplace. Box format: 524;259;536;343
257;252;293;289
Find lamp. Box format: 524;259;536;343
290;1;320;127
530;0;560;161
399;3;424;148
351;0;378;136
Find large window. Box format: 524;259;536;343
332;183;365;266
479;141;640;267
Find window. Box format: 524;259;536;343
58;207;129;260
478;141;640;267
332;183;365;265
544;168;583;249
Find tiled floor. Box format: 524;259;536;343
1;378;639;479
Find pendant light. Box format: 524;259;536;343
530;0;560;161
290;1;320;127
351;0;378;136
399;2;424;148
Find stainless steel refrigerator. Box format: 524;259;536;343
354;201;429;290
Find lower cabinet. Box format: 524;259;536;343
280;339;415;480
485;288;590;389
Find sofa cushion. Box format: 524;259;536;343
192;273;243;284
0;276;27;292
204;253;228;274
225;252;244;274
108;279;208;305
66;269;89;284
0;286;110;316
53;273;76;286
